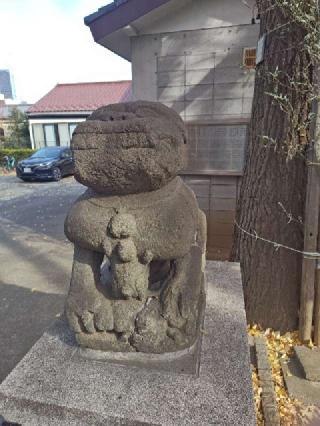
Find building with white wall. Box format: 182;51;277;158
0;96;32;142
0;69;16;100
27;81;132;149
85;0;260;259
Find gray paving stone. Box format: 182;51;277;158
294;346;320;382
0;261;255;426
282;357;320;406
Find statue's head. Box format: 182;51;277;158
71;101;187;195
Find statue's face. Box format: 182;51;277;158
71;101;187;195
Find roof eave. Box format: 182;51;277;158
27;111;92;118
95;29;132;61
84;0;172;59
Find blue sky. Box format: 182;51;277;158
0;0;131;103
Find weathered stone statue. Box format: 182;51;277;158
64;101;207;353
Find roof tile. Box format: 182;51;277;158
28;81;132;114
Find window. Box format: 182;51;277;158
69;123;78;139
32;124;45;148
243;48;257;69
186;124;248;173
58;123;70;147
31;147;62;158
44;124;57;147
0;127;4;137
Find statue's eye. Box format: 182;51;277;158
122;116;126;120
110;116;114;121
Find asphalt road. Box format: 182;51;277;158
0;175;85;382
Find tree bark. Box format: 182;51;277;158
232;0;312;331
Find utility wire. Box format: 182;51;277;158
235;221;320;259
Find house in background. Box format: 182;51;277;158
85;0;260;260
0;95;32;142
27;81;132;149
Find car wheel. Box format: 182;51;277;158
52;167;62;181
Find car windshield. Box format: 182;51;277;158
30;148;62;159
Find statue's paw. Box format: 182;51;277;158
80;311;96;334
65;297;114;334
66;305;96;334
94;302;114;331
167;327;188;345
113;299;144;334
161;288;186;329
164;309;186;329
65;302;82;333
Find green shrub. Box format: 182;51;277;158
0;148;35;164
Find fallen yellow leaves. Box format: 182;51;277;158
252;365;264;425
248;325;304;425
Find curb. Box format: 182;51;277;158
255;336;280;426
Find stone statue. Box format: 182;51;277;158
64;101;207;353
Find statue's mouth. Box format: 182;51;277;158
72;132;155;151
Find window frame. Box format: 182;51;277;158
182;120;249;176
68;123;78;139
43;123;60;147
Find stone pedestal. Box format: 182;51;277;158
0;262;255;426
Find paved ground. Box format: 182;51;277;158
0;175;85;383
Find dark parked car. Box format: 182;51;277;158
16;147;74;182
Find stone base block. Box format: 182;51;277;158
294;346;320;382
0;261;254;426
282;357;320;406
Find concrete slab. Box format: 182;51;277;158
0;176;84;383
281;358;320;406
0;261;255;426
294;346;320;382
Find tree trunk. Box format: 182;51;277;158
232;0;312;331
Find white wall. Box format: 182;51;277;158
131;23;259;122
29;118;85;149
